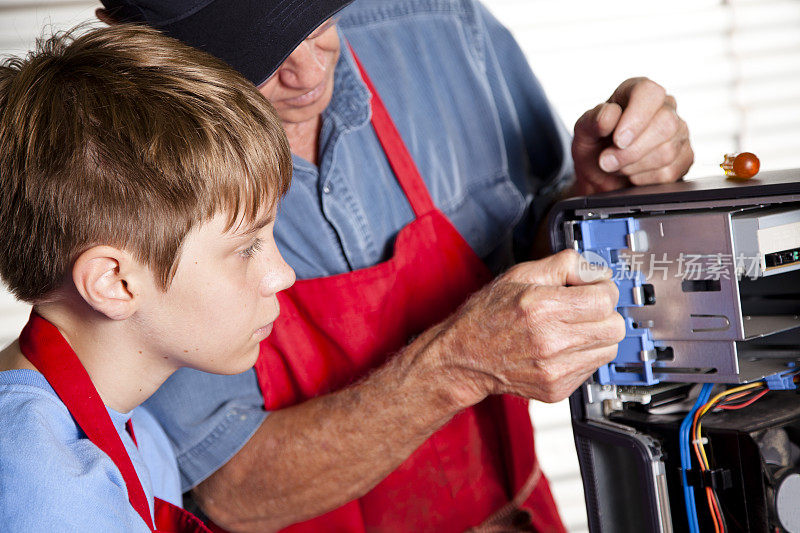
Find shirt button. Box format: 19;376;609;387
322;184;333;194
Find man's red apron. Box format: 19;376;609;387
19;312;211;533
254;51;565;532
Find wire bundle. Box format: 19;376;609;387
680;383;714;533
679;373;800;531
681;378;800;532
693;382;769;533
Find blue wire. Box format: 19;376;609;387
680;383;714;533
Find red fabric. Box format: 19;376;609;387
154;498;213;533
251;51;566;532
19;312;211;533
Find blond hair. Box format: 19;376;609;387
0;24;292;302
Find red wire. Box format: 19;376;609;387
716;390;752;404
718;389;769;410
691;403;707;468
694;384;772;532
706;487;722;533
693;406;725;531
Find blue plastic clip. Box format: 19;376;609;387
765;364;798;390
576;217;659;386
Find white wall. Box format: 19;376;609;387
0;1;99;347
2;2;800;531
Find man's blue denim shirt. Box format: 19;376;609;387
145;0;574;491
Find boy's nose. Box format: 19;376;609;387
279;259;296;293
261;254;295;297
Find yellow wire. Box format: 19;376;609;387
700;382;763;417
697;419;710;468
691;382;765;532
695;382;764;468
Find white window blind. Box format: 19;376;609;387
486;0;800;178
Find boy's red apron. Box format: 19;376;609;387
254;50;565;532
19;312;211;533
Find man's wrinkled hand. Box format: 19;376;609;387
436;250;626;405
571;77;694;196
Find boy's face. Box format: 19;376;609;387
139;208;295;374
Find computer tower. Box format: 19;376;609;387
548;170;800;532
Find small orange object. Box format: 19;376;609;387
721;152;760;179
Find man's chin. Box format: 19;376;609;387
278;87;335;126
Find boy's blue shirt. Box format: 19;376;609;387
146;0;574;492
0;369;181;531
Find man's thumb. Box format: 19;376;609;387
511;249;612;286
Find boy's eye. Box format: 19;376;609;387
239;238;263;259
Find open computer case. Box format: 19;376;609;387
548;170;800;532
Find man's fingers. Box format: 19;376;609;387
525;282;619;324
569;170;629;196
617;135;688;177
566;253;616;286
574;102;622;147
598;106;684;173
627;141;695;186
606;77;642;108
570;344;620;372
572;78;689;195
607;78;667;150
533;312;625;355
562;313;627;351
531;346;620;403
507;249;612;286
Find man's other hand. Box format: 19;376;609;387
435;249;626;406
571;77;694;195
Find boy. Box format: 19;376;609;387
0;24;294;531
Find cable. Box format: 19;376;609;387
715;389;755;406
718;388;769;410
691;382;766;533
694;383;764;468
705;487;721;533
680;383;714;533
712;489;728;532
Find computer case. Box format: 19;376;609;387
548;170;800;532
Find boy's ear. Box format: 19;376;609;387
95;8;119;26
72;246;147;321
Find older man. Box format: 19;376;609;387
99;0;693;531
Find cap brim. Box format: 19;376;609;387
159;0;354;86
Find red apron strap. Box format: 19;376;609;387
19;311;156;531
126;420;138;446
349;45;436;218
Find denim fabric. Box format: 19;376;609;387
145;0;574;491
0;370;181;530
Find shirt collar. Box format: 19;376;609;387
0;368;133;430
322;29;371;134
291;30;371;175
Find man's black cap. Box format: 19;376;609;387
100;0;354;86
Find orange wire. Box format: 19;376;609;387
718;388;769;410
715;390;752;404
706;487;721;533
694;409;723;531
693;383;766;532
692;404;706;468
